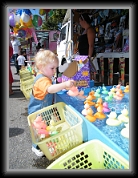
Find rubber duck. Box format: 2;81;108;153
101;84;109;95
94;91;101;98
95;98;103;108
84;100;95;106
32;115;49;139
85;94;94;101
117;105;129;123
85;108;96;122
114;89;124;100
110;85;116;93
124;84;129;93
46;120;56;132
105;92;114;102
47;120;62;136
67;86;79;96
81;103;90;116
94;87;101;98
115;83;121;92
33;115;47;129
88;91;96;100
120;123;129;138
94;105;106;120
106;108;121;126
102;84;106;91
102;88;109;95
77;90;87;99
102;102;110;113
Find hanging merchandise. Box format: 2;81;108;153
119;57;125;86
108;58;114;85
100;56;104;83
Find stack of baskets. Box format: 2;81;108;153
19;68;35;100
46;139;129;169
27;102;83;160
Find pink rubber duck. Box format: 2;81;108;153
115;83;121;92
81;103;90;116
102;102;110;113
114;89;124;100
67;86;79;96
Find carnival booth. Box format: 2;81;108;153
10;9;130;169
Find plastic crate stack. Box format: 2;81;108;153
19;68;35;100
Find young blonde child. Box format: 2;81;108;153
28;49;75;157
16;50;26;70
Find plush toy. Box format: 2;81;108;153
32;115;49;138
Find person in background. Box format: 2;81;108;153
28;49;75;157
16;50;26;70
9;41;14;95
11;35;21;74
78;13;99;72
36;42;41;52
21;49;27;66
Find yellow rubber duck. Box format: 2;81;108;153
94;105;106;120
124;84;129;93
88;91;96;100
85;108;96;122
84;100;95;106
95;98;103;108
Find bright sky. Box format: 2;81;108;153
9;8;45;19
30;9;40;16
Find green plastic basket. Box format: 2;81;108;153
27;102;83;160
47;139;129;169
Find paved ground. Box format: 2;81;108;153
9;64;54;170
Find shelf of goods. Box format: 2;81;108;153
95;52;129;86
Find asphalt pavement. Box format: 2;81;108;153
9;64;54;170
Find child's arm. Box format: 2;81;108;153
47;80;75;93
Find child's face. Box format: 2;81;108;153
41;60;59;78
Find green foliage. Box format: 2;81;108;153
121;9;129;16
41;9;67;30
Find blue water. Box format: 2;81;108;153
58;86;129;155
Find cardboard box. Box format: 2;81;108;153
62;55;91;88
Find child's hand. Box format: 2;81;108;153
65;80;76;89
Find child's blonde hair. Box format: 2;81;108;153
34;49;59;70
